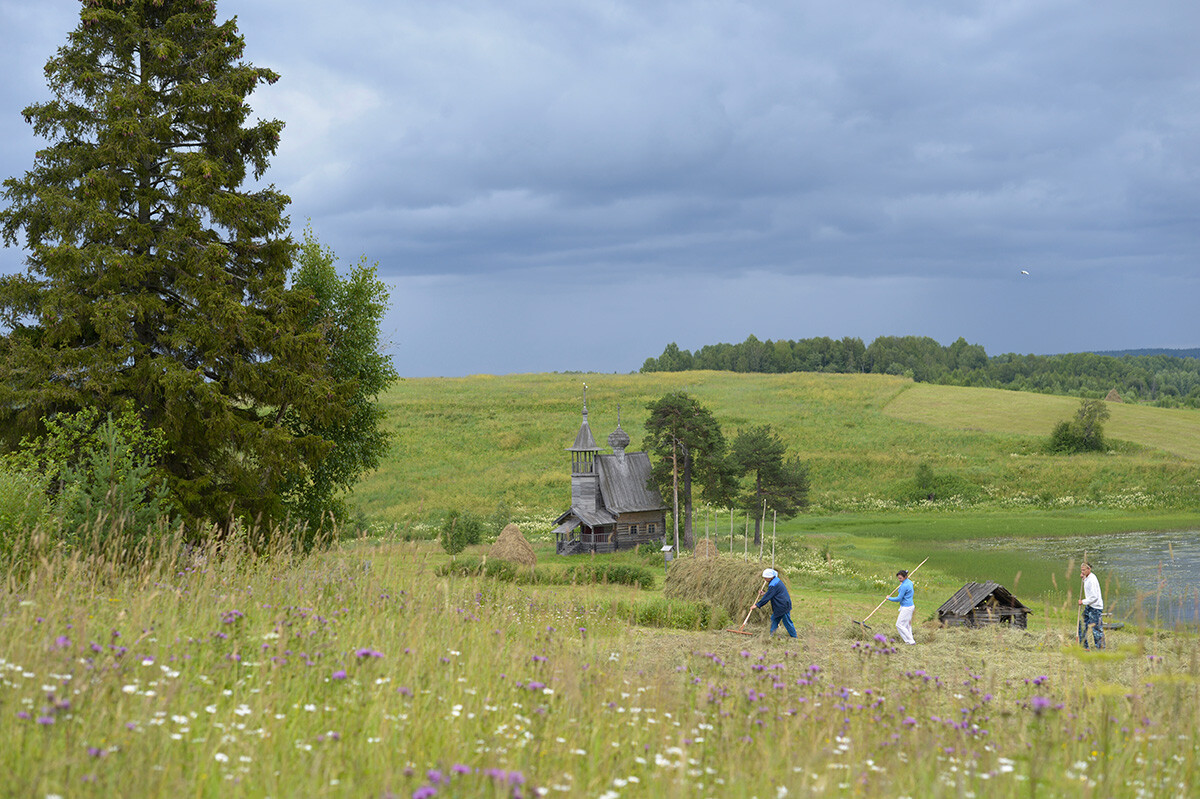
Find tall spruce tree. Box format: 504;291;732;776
0;1;342;528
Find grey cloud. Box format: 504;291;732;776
2;1;1197;374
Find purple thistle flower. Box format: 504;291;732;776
37;715;55;725
412;787;437;799
331;669;347;680
1030;695;1052;714
451;764;471;775
55;635;71;648
355;648;383;659
17;711;30;720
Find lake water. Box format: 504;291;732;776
974;529;1200;627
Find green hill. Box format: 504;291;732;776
351;371;1200;526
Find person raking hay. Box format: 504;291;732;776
753;569;797;638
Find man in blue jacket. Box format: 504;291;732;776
887;569;916;644
753;568;797;638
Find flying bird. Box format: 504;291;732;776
1020;270;1030;275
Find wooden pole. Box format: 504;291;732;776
671;440;680;557
758;499;766;562
772;510;776;568
729;508;733;553
743;512;748;561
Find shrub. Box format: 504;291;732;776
439;555;529;582
55;416;172;546
624;597;733;630
635;541;666;567
440;509;483;558
9;408;172;548
436;558;657;589
563;563;656;589
893;463;983;504
0;468;51;563
1047;399;1110;454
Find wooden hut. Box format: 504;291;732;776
552;394;667;555
938;582;1032;629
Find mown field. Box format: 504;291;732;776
352;371;1200;528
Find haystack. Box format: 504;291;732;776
694;538;719;558
1105;388;1122;402
489;523;536;568
664;556;781;627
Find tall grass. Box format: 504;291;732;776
5;536;1198;797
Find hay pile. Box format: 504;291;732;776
1105;388;1123;402
694;538;719;558
664;555;780;627
489;523;536;568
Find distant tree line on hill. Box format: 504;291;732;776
641;336;1200;408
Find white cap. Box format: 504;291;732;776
762;568;776;579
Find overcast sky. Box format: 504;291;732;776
2;1;1197;376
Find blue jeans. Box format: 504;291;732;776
770;612;797;638
1079;605;1104;649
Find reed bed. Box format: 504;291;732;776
2;537;1198;798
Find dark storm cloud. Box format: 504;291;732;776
2;1;1197;374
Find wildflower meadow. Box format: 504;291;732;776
3;534;1198;799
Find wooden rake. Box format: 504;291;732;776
726;579;769;635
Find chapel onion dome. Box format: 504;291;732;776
608;424;630;456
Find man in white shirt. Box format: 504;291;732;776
1078;562;1105;649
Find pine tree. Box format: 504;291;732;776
0;1;342;528
730;425;810;544
644;392;737;550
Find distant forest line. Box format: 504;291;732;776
640;336;1200;408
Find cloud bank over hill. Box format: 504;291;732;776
2;1;1197;375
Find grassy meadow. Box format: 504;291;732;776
5;535;1200;799
355;371;1200;527
5;371;1200;797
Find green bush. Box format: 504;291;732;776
1047;399;1110;454
440;509;484;558
0;468;51;562
893;464;984;504
439;555;536;583
624;597;732;630
562;563;656;589
9;408;172;548
436;557;655;589
635;541;666;567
